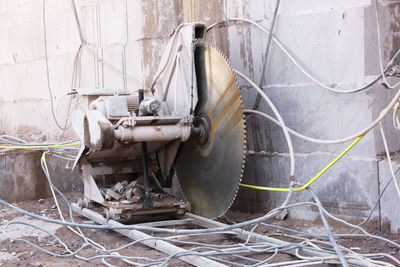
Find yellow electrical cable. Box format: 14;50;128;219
240;133;366;192
0;143;80;150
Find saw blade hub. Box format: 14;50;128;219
193;113;212;146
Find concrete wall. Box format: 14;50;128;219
1;0;400;232
0;150;81;202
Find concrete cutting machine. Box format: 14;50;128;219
72;23;246;220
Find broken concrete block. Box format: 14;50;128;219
132;187;143;197
100;188;107;197
131;196;141;203
125;188;133;200
113;182;124;194
105;189;122;200
128;180;137;188
274;208;288;221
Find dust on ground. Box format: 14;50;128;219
0;191;398;266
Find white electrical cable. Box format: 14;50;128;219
43;153;143;266
208;17;400;94
295;242;394;267
243;81;400;145
38;153;296;266
309;189;349;267
379;123;400;199
84;45;143;89
392;102;400;130
149;22;195;93
244;109;346;144
234;69;296;178
2;195;398;266
42;153;107;252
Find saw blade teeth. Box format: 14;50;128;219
215;41;247;218
176;42;247;219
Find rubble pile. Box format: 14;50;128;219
100;181;163;203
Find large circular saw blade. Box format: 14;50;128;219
175;43;246;219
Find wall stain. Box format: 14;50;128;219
139;0;236;90
16;125;46;142
141;0;184;88
385;3;400;62
0;151;81;202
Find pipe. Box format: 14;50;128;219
139;89;152;208
114;124;191;143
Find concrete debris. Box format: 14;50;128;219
132;187;143;197
100;180;151;203
388;65;400;77
125;188;133;200
0;215;62;243
128;180;137;188
0;251;18;261
113;182;125;194
40;209;47;214
274;208;288;221
132;196;141;203
105;189;122;201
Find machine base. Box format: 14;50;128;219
78;195;189;221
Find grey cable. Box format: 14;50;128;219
43;0;67;131
351;167;399;232
3;193;399;253
249;248;278;267
260;222;329;240
70;0;86;44
1;151;398;265
2;220;304;266
0;135;79;146
253;0;280;110
207;17;400;94
317;200;400;250
1;193;294;234
2;197;397;266
309;189;349;267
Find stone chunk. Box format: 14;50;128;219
105;189;122;201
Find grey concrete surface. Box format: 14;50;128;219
1;0;400;232
0;150;81;202
378;158;400;234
